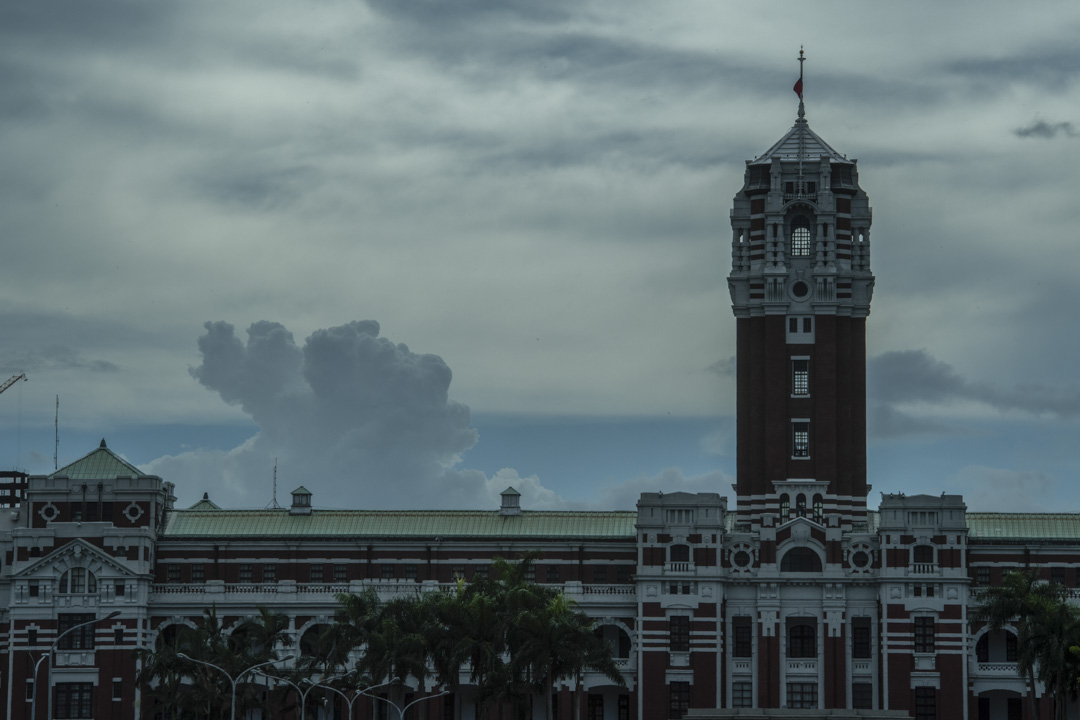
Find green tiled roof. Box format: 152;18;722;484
966;513;1080;540
50;443;144;480
162;509;639;539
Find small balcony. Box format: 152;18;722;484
665;561;695;574
786;659;817;674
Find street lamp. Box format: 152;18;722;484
254;669;352;720
177;653;295;720
359;683;450;720
305;677;397;720
39;610;121;720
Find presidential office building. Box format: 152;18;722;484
4;88;1080;720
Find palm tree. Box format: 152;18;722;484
512;592;624;720
974;569;1080;720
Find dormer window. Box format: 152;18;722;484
59;568;97;594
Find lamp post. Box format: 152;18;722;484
359;685;450;720
305;677;397;720
255;670;352;720
177;653;295;720
41;610;121;720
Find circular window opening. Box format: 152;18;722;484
851;551;870;568
791;281;810;299
733;551;751;568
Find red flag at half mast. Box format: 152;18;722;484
793;78;803;99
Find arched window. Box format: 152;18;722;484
595;625;632;658
780;547;822;573
669;545;690;563
790;218;811;256
912;545;935;565
299;624;328;657
813;495;824;524
58;568;97;594
780;495;790;520
788;622;816;658
795;494;807;518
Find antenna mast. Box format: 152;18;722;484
266;458;282;509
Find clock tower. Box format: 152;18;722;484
728;51;874;529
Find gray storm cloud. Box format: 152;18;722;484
1013;120;1077;139
867;349;1080;437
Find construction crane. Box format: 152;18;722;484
0;374;26;397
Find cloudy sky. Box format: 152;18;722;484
2;1;1080;514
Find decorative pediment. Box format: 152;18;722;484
14;538;135;579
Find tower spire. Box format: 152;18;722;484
796;46;806;121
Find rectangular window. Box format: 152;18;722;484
55;682;93;719
593;565;607;583
58;614;96;650
792;358;809;395
191;564;205;583
733;616;752;657
852;617;871;658
524;564;535;582
475;565;489;580
404;564;418;580
914;617;935;654
452;565;466;580
26;679;34;701
310;565;324;583
587;694;603;720
617;566;632;583
976;567;990;586
792;421;810;458
28;628;38;646
618;695;629;720
669;682;690;719
914;687;936;720
670;616;690;652
381;564;395;579
546;566;560;583
787;682;817;709
852;682;872;709
978;697;990;720
789;317;798;333
1006;632;1018;661
1007;697;1022;720
263;564;276;583
802;317;812;333
114;627;124;645
1051;567;1066;586
29;581;39;598
732;681;752;707
238;564;253;583
114;582;125;597
167;564;181;583
334;564;348;583
113;679;123;701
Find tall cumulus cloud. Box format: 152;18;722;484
149;319;488;509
